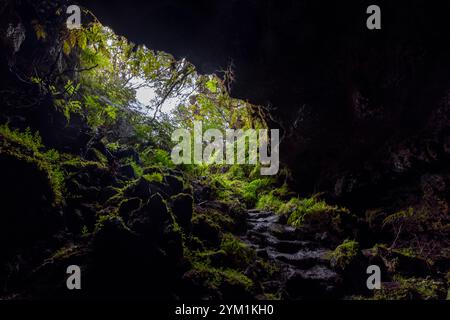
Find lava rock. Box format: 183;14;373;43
171;193;193;231
119;164;136;179
118;197;142;221
165;174;184;195
128;193;172;239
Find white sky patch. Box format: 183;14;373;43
130;77;182;116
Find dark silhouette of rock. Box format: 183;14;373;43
171;193;193;231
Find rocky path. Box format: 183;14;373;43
242;209;343;299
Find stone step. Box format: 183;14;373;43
246;230;319;254
268;224;299;241
284;265;343;299
247;211;273;219
269;249;331;268
243;208;343;299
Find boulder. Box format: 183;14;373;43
98;186;118;204
164;174;184;195
191;215;221;247
128;193;172;239
125;176;166;200
118;197;142;221
375;246;431;277
171;193;193;231
118;164;136;179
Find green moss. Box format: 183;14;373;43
220;268;254;290
129;160;143;177
220;233;255;270
106;142;120;152
374;276;446;300
189;260;254;292
264;293;281;300
184;245;254;292
256;193;283;211
0;125;66;206
227;164;246;179
90;148;108;165
211;175;245;200
329;239;359;270
81;225;89;235
62;155;107;171
52;245;80;260
242;178;272;206
194;207;235;231
142;148;174;168
143;172;163;183
271;183;292;198
94;212;120;231
0;124;43;151
280;195;348;228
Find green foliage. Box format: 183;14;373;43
90;148;108;165
143;172;163;183
81;225;89;235
282;195;348;228
256;193;284;212
106;142;120;152
193;207;235;233
129;160;143;177
374;276;446;300
0;125;65;205
382;205;449;255
184;248;254;293
142;148;174;168
242;178;272;206
220;233;255;270
329;240;359;270
0;125;43;151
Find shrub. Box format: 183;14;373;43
282;195;348;228
256;193;283;212
242;178;272;206
142;148;174;168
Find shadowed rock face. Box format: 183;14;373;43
78;0;450;202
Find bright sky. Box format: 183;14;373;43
131;77;181;115
131;78;179;114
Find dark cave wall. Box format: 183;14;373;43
6;0;450;207
79;0;450;205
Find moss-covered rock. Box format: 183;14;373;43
374;276;447;300
191;214;222;248
165;174;184;195
330;240;360;271
171;193;193;231
118;197;142;220
128;193;172;239
374;245;431;277
181;262;254;299
220;233;256;270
